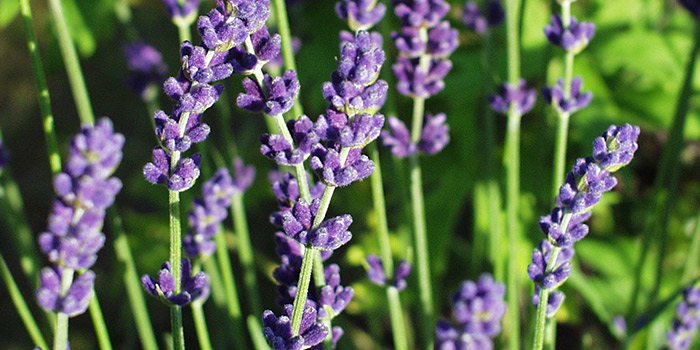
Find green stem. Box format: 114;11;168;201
20;0;60;175
369;143;394;277
176;22;191;43
551;113;570;198
110;209;159;350
54;268;75;350
387;286;409;350
47;0;95;125
0;252;48;349
629;22;700;316
88;294;112;350
272;0;303;119
231;192;263;319
291;246;316;334
214;232;247;350
681;211;700;284
191;301;213;350
247;315;270;350
168;190;185;350
505;0;523;347
543;317;556;350
202;254;227;308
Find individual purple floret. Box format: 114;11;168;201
381;116;418;158
532;285;566;318
680;0;700;18
542;76;593;115
592;123;641;172
419;112;450;155
260;115;319;165
317;113;385;148
336;0;387;31
270;172;326;210
154;110;211;152
490;79;537;115
462;1;505;34
142;258;209;306
393;56;452;98
124;42;168;100
197;0;270;51
271;198;353;251
539;209;591;247
36;119;123;318
310;145;375;187
365;254;412;291
527;240;574;291
263;305;328;350
143;148;202;192
36;268;95;317
393;0;450;28
238;70;300;116
162;0;201;20
435;320;493;350
544;15;596;53
667;284;700;350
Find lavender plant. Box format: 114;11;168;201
666;283;700;350
35;119;124;350
462;0;504;35
529;124;640;350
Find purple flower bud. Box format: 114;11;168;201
202;168;236;207
270;172;326;210
37;267;95;317
237;70;300;116
462;1;504;34
154;110;211;152
263;306;328;349
539;208;591;247
308;214;353;251
451;274;507;337
392;26;426;58
142;258;209;306
527;240;574;290
381;116;418;158
336;0;387;31
489;79;537;115
143;148;202;192
542;76;593;114
317;264;355;318
175;83;224;115
419;112;450;155
198;0;270;51
394;0;450;28
680;0;700;18
428;21;459;58
435;319;494;350
557;158;617;213
251;25;282;62
592;123;640;172
365;255;412;291
162;0;201;19
66;119;125;180
393;56;452;98
544;15;595;53
532;285;565;317
668;284;700;350
318;113;385;148
232;157;256;193
124;42;168;100
310;145;375;187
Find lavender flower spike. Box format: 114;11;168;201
310;145;374;187
542;76;593;115
124;42;168;101
490;79;537;115
36;268;95;317
544;15;596;54
162;0;201;21
366;255;412;291
263;305;328;349
462;1;505;35
381;116;418;158
419;112;450;155
667;284;700;350
336;0;387;31
142;258;209;306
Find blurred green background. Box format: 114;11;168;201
1;0;699;349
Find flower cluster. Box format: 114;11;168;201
680;0;700;18
183;159;255;259
142;258;209;306
382;113;450;158
462;1;505;34
435;274;507;350
667;284;700;350
542;76;592;115
144;0;278;192
527;124;640;316
336;0;386;31
162;0;201;22
366;254;412;291
544;15;595;54
490;79;537;115
123;42;168;101
35;119;124;317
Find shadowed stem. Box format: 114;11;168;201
191;263;213;350
505;0;523;347
0;252;48;349
88;292;112;350
214;231;248;350
47;0;94;125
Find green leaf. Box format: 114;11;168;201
0;0;20;28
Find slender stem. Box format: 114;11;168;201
543;317;556;350
46;0;95;125
176;22;192;44
369;143;394;277
0;252;49;349
214;232;247;350
387;286;409;350
271;114;313;201
231;192;263;318
88;294;112;350
291;246;316;335
168;190;185;350
110;209;159;350
247;315;270;350
681;211;700;284
20;0;60;175
191;301;213;350
202;256;227;307
54;268;75;350
272;0;303;119
551;113;570;198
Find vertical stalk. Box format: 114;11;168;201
214;232;247;350
177;23;192;43
387;286;409;350
202;256;226;307
0;252;48;350
168;190;185;350
46;0;95;125
290;246;316;334
272;0;303;119
191;301;213;350
505;0;523;347
681;211;700;284
54;268;75;350
88;294;112;350
231;192;263;319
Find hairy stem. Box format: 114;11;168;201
168;190;185;350
291;246;316;335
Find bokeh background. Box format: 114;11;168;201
1;0;699;349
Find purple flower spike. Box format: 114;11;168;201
381;116;418;158
232;157;256;193
154;110;211;152
419;112;450;155
435;320;494;350
667;284;700;350
142;258;209;306
527;240;574;290
451;274;507;337
162;0;201;20
462;1;504;34
532;286;565;317
238;70;300;116
490;79;537;115
366;255;412;291
310;145;375;187
197;0;270;51
393;56;452;98
393;0;450;28
542;76;593;115
124;42;168;100
592;123;641;172
336;0;387;31
680;0;700;18
144;148;202;192
37;268;95;317
428;21;459;58
544;15;596;53
308;215;353;251
263;306;328;350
